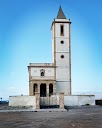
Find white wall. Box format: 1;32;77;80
9;96;36;108
56;53;69;66
55;23;69;38
31;67;54;77
51;19;71;96
56;67;69;81
56;82;71;95
55;38;69;52
64;95;95;106
78;96;95;106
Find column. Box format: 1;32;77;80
38;83;40;93
47;83;49;97
59;92;64;109
35;92;40;109
29;82;33;96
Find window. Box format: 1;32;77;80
49;83;53;96
61;40;64;44
60;25;64;36
40;69;45;76
41;72;44;76
61;55;64;59
33;84;38;95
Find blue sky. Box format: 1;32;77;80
0;0;102;100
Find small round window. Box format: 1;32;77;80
61;55;64;59
61;40;64;44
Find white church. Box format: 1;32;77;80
28;6;71;97
9;6;95;108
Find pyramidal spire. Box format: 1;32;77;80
56;6;66;19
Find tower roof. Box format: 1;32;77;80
56;6;66;19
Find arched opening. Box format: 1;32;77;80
40;69;45;76
49;83;53;96
40;84;46;97
41;72;44;76
33;83;38;95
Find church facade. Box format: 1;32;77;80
9;7;95;107
28;6;72;97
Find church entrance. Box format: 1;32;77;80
40;84;46;97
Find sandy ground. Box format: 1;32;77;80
0;104;102;128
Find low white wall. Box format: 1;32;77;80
78;95;95;106
64;95;95;106
9;96;36;108
64;96;78;106
9;95;95;108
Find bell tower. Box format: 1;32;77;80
51;6;71;95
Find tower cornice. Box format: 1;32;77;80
51;19;71;30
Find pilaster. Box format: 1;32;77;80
37;83;40;93
47;83;49;97
29;81;33;96
35;92;40;109
53;82;56;95
59;92;64;109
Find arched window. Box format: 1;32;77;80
40;69;45;76
49;83;53;96
41;72;44;76
33;83;38;95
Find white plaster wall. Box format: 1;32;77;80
54;21;70;95
56;67;70;81
55;23;69;38
64;96;78;106
56;82;71;95
78;96;95;106
55;38;69;52
9;96;36;108
64;95;95;106
31;68;54;77
56;53;69;66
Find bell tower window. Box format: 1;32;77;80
60;25;64;36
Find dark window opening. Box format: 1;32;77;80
60;25;64;36
40;69;45;76
61;40;64;44
33;84;38;95
40;84;46;97
49;84;53;96
61;55;64;59
41;72;44;76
